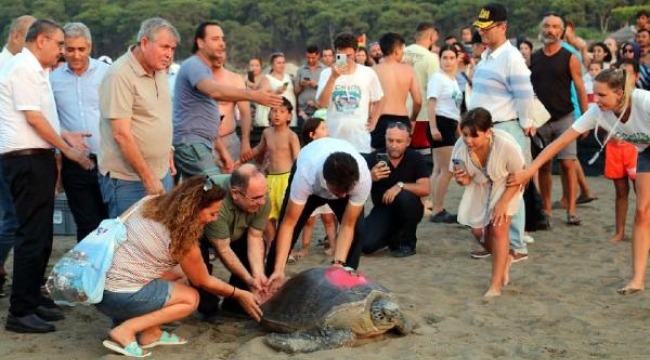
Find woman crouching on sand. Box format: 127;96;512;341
96;176;262;358
452;108;525;297
508;67;650;295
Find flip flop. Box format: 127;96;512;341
576;195;597;205
103;340;151;358
141;331;188;349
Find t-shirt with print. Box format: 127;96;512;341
572;89;650;151
427;71;463;121
316;65;383;153
204;174;271;242
173;55;220;147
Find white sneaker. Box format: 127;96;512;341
523;234;535;244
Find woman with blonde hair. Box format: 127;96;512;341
97;176;262;358
509;67;650;295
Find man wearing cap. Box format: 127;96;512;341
468;3;535;262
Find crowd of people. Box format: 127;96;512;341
0;3;649;358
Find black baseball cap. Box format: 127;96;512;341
473;3;508;29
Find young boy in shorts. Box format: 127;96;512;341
247;97;300;251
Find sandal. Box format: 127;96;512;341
141;331;188;349
103;340;151;358
566;213;581;226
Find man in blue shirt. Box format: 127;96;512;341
51;22;109;242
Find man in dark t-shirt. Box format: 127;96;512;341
530;13;587;226
363;122;430;257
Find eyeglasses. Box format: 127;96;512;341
623;48;635;53
236;188;268;203
203;176;214;192
478;23;502;32
45;36;65;49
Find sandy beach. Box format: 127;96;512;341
0;174;647;359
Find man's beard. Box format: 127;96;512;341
540;32;560;45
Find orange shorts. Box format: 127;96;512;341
604;140;638;180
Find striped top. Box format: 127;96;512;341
468;41;534;128
104;207;176;292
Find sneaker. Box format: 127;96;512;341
391;246;416;258
470;249;491;259
523;234;535;244
429;209;457;224
510;251;529;263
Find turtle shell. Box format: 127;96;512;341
261;267;395;335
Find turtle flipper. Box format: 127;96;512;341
265;327;356;353
394;313;417;335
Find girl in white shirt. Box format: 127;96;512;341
509;68;650;295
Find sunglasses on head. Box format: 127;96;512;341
203;176;214;192
387;121;411;131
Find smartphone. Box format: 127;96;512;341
247;70;255;83
335;53;347;68
452;158;467;172
376;152;389;166
304;76;310;81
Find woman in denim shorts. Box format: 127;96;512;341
97;176;263;357
509;67;650;296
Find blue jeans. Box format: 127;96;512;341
0;174;17;267
509;203;527;254
96;279;172;326
173;143;222;180
99;172;172;218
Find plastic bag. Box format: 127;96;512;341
46;218;128;306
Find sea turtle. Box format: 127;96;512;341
261;267;415;353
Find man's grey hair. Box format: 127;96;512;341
9;15;36;35
137;17;180;43
63;22;92;44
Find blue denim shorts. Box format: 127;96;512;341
637;147;650;173
95;279;172;325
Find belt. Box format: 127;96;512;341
494;119;517;124
0;148;55;160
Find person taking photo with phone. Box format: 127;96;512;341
316;32;384;155
255;52;297;127
294;45;324;124
452;108;525;297
362;122;429;258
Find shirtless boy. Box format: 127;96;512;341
372;32;422;149
246;97;300;249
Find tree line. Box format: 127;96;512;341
1;0;648;69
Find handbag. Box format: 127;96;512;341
531;96;551;128
46;197;150;306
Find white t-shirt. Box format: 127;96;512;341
316;65;383;153
290;137;371;206
404;43;440;122
572;89;650;151
427;71;463;121
0;48;60;154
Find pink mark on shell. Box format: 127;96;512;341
324;267;370;289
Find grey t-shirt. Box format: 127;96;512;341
172;55;220;147
295;64;324;109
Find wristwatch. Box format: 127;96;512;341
397;181;404;189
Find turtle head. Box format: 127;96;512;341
370;298;416;335
370;299;401;329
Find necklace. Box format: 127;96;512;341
468;136;493;170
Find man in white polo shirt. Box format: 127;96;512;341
265;137;371;295
0;19;93;334
468;3;535;262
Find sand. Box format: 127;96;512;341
0;175;647;359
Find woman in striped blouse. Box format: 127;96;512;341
97;176;262;358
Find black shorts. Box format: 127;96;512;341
427;115;458;148
371;114;410;150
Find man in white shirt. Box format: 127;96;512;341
469;3;535;262
265;138;371;294
0;19;93;334
0;14;36;300
316;32;383;154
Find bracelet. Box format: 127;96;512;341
331;259;346;266
228;285;236;299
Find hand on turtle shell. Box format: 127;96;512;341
234;288;263;322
